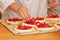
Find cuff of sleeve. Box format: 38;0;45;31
1;0;15;13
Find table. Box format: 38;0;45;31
0;23;60;40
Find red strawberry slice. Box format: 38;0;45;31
17;25;32;30
54;15;59;18
25;19;36;25
35;22;52;28
35;18;44;20
33;17;44;20
8;18;23;22
47;14;59;18
57;23;60;26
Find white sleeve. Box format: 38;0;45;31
0;0;15;13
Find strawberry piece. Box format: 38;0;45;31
47;14;59;18
35;22;52;28
57;24;60;26
8;18;23;22
17;25;32;30
25;17;45;25
33;17;44;20
25;19;36;25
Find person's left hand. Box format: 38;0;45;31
48;0;58;8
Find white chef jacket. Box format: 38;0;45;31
0;0;48;20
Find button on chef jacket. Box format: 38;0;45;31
0;0;48;20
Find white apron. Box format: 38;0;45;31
0;0;48;19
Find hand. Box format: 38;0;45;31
8;2;31;21
17;5;31;21
48;0;58;8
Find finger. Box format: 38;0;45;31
18;10;26;21
21;8;29;21
21;6;31;20
20;7;28;21
19;6;31;21
24;7;31;19
21;9;29;21
21;10;28;21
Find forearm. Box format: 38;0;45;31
8;2;22;13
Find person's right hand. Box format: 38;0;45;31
8;2;31;21
17;5;31;21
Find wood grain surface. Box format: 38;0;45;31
0;23;60;40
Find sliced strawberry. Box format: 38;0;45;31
57;23;60;26
39;18;44;20
8;18;23;22
35;22;40;25
8;18;13;21
35;22;52;28
17;25;32;30
47;14;59;18
25;19;36;25
24;26;32;30
54;15;59;18
33;17;44;20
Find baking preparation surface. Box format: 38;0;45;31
0;23;60;40
0;20;60;35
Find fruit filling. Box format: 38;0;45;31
46;14;59;18
17;25;32;30
8;18;23;22
57;23;60;26
35;22;52;28
33;17;44;20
